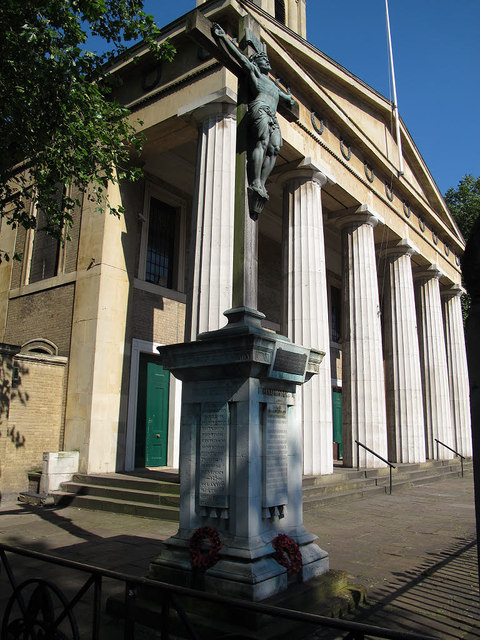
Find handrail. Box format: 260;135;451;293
434;438;465;477
355;440;396;494
0;542;439;640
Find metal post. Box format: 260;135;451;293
161;593;170;639
124;581;136;640
385;0;404;176
92;575;102;640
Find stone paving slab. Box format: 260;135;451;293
0;474;478;638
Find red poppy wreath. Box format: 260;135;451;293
189;526;223;571
272;534;303;575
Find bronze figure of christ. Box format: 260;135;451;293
212;24;295;202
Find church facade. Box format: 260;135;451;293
0;0;471;498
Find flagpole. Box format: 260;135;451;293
385;0;404;176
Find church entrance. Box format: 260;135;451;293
135;353;170;467
332;388;343;460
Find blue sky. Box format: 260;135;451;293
134;1;479;196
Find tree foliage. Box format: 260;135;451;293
445;174;480;242
444;174;480;319
0;0;174;246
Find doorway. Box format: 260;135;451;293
135;353;170;467
332;388;343;460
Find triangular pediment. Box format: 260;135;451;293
241;1;463;245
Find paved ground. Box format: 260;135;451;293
0;474;478;638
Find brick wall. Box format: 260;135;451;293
0;347;67;502
63;191;83;273
132;289;186;345
4;285;75;357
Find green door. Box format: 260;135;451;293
135;354;169;467
332;389;343;459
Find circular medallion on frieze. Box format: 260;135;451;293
364;162;374;183
455;254;461;266
385;182;394;202
418;216;426;232
444;243;450;256
142;66;162;92
403;201;411;218
432;231;439;245
310;110;324;135
340;139;351;160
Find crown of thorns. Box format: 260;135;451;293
250;52;269;63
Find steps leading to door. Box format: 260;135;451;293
302;458;471;510
52;471;180;520
46;458;471;519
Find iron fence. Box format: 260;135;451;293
0;542;439;640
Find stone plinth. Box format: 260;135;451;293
150;307;328;601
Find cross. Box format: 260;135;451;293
186;10;298;313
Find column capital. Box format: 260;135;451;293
441;284;465;299
177;88;237;124
413;264;443;283
277;157;332;188
380;239;419;260
329;204;385;230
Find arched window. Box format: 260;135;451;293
275;0;286;24
20;339;58;356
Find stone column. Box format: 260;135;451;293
185;102;236;340
415;267;455;459
382;242;426;463
442;286;472;456
339;207;388;468
282;160;333;476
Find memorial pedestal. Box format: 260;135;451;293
150;307;329;601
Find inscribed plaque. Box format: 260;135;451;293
199;402;229;508
263;403;288;507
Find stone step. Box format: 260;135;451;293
50;458;471;519
70;473;180;495
57;482;180;507
303;466;471;510
52;492;180;520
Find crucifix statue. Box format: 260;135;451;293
186;11;298;312
211;23;296;206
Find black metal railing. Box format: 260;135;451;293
355;440;396;494
0;542;439;640
434;438;466;477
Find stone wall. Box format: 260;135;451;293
0;346;67;502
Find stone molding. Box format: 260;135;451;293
277;157;329;188
330;204;385;231
177;87;237;124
